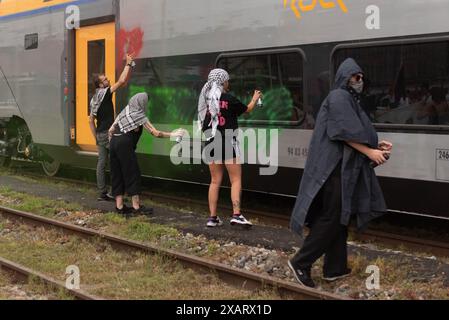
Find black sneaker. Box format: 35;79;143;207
288;260;316;288
116;205;132;215
98;192;115;202
132;205;153;216
323;268;352;282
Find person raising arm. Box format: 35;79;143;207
88;53;135;202
89;54;135;139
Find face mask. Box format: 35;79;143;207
350;80;364;94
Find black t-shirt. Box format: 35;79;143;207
202;93;248;134
96;88;114;133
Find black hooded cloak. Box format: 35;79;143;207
290;58;387;237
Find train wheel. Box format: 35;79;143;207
41;158;60;177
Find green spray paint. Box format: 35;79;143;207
126;84;294;157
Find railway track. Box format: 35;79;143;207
0;205;347;300
0;256;101;300
4;165;449;257
12;169;449;257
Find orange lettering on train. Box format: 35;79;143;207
284;0;347;20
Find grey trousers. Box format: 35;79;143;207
96;131;110;194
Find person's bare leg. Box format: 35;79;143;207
208;163;224;217
132;195;140;210
116;195;124;209
225;161;242;215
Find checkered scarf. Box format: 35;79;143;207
198;69;229;140
116;93;149;134
90;88;108;117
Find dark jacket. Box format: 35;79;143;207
290;58;387;237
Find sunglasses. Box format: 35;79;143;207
354;74;364;82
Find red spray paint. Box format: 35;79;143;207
118;28;144;65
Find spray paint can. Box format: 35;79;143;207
255;88;263;107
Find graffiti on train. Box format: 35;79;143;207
118;28;144;65
283;0;348;19
283;0;381;30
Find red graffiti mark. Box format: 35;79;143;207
118;28;144;64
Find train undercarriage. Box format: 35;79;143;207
0;116;60;176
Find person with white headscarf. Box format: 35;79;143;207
198;68;262;228
108;92;183;215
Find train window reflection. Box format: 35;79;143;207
87;39;105;115
333;41;449;126
217;52;304;126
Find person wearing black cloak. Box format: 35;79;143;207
288;58;393;288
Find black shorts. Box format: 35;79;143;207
203;137;240;162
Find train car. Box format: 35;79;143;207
1;0;448;219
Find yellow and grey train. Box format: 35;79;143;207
1;0;448;219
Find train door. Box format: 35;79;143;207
75;22;115;151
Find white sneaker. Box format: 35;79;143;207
230;214;253;227
207;217;223;228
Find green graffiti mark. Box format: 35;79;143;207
125;84;294;156
128;84;296;123
237;87;295;122
129;84;197;125
127;84;197;154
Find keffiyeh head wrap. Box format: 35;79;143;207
116;93;149;134
198;68;229;140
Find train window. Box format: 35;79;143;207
24;34;38;50
333;41;449;127
217;51;304;126
130;53;218;125
87;39;105;115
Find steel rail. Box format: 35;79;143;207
6;170;449;257
0;205;347;300
0;256;101;300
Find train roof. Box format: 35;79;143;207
2;0;449;58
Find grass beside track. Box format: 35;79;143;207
0;217;280;300
1;180;448;300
